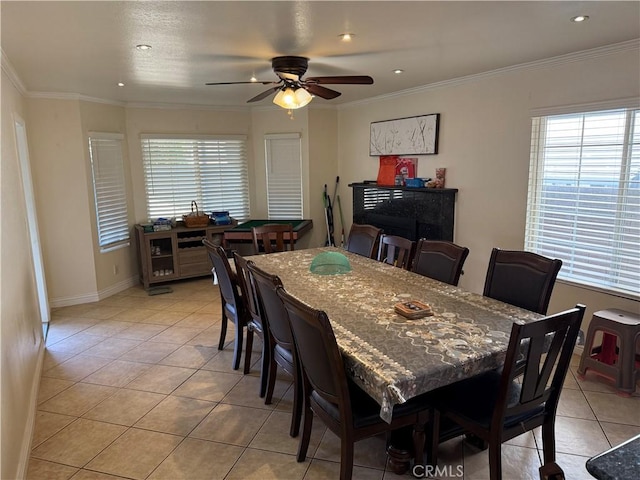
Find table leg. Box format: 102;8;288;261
386;426;413;475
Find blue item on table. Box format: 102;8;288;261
210;211;232;225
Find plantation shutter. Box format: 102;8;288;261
265;133;303;219
88;133;130;251
141;134;250;221
525;107;640;298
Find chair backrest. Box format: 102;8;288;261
411;239;470;286
203;239;241;309
495;304;585;431
233;252;261;324
247;262;294;350
277;286;351;412
252;223;295;254
483;248;562;314
346;223;383;259
377;234;416;269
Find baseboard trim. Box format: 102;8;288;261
49;275;138;308
17;338;45;479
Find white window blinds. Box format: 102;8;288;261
141;135;250;221
265;133;303;219
526;107;640;298
88;133;130;251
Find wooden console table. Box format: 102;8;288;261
134;223;235;289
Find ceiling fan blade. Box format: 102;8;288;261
305;75;374;85
205;81;276;85
247;86;281;103
305;84;342;100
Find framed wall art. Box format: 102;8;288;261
370;113;440;156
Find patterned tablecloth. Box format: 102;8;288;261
249;247;542;423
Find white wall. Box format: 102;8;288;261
25;98;98;305
78;101;136;293
1;70;44;480
338;45;640;325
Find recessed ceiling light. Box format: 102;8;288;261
136;44;152;51
570;15;589;23
393;69;404;74
339;33;354;41
117;82;125;87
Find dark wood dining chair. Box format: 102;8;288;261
251;223;295;254
233;252;269;398
203;239;248;370
428;304;585;480
377;234;416;269
411;239;470;286
345;223;382;259
277;286;430;480
483;248;562;314
247;262;302;437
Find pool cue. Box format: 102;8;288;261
336;194;345;247
326;186;335;246
323;185;332;246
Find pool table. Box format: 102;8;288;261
223;219;313;247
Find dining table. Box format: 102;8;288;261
248;246;543;469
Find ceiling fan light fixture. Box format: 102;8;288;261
294;87;313;107
273;86;312;109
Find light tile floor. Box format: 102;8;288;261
27;278;640;479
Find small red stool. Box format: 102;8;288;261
577;309;640;395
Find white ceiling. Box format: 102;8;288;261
2;1;639;108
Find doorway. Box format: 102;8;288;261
14;115;50;331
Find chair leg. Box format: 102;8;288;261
541;419;557;466
340;439;355;480
488;441;502;480
243;327;254;374
218;294;228;351
264;348;278;405
289;363;303;437
258;335;270;398
218;313;228;351
539;462;565;480
297;398;313;462
232;322;243;370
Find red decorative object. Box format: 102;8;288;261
377;156;418;186
377;156;399;186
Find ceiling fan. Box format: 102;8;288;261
206;56;374;109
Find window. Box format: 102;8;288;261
265;133;303;219
141;135;249;221
526;106;639;298
88;133;130;251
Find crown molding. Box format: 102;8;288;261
1;48;27;95
27;91;127;106
125;101;249;112
339;39;640;110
